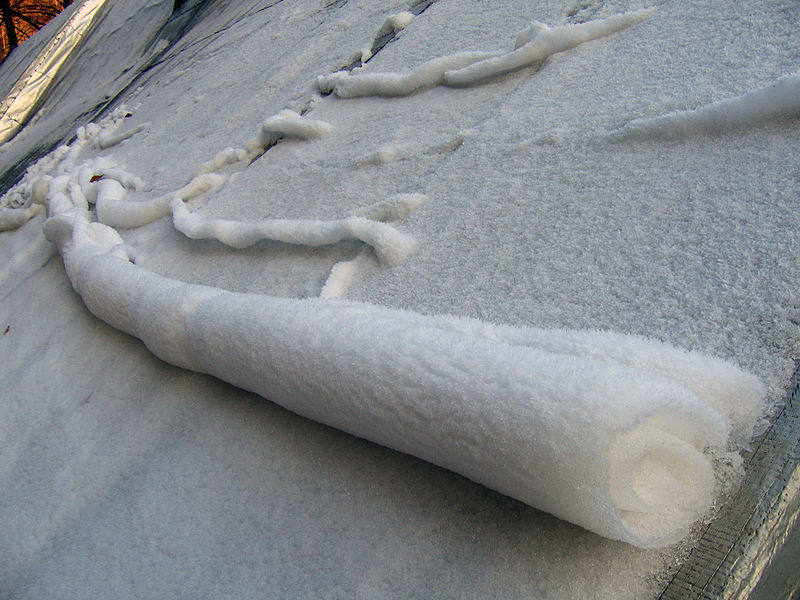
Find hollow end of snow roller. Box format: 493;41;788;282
607;414;724;548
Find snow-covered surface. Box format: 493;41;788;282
1;0;798;598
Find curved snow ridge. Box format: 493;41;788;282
355;131;475;168
443;8;654;87
194;147;252;177
608;73;800;141
0;107;135;232
316;9;652;97
195;111;332;176
95;173;225;229
320;246;377;299
0;204;43;231
170;199;418;267
94;109;332;229
318;193;427;298
45;208;763;548
317;51;502;98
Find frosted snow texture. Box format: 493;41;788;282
4;112;765;549
0;204;42;231
608;72;800;141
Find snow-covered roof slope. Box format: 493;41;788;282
0;0;798;598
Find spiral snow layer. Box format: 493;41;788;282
48;212;765;548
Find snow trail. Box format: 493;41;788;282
317;9;653;97
171;200;418;266
0;112;763;549
317;51;501;98
443;9;653;87
608;72;800;141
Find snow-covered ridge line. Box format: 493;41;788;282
171;199;419;267
443;9;653;87
95;109;332;229
317;51;501;98
0;204;42;231
316;9;653;97
608;73;800;141
95;173;225;229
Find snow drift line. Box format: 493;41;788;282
93;109;332;229
0;108;422;294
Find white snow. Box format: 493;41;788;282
0;204;42;231
257;109;334;145
171;198;418;266
95;110;332;228
317;9;653;97
194;146;251;176
608;72;800;141
353;192;427;222
320;247;377;299
18;119;760;545
356;132;474;167
97;122;147;149
443;9;654;87
317;51;501;97
0;0;798;598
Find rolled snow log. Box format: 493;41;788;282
443;9;653;87
608;72;800;141
51;217;764;548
